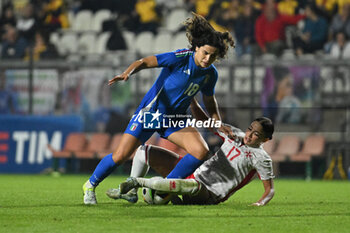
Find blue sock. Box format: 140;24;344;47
166;154;203;179
89;153;118;186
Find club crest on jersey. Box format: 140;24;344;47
245;151;252;158
143;110;161;129
130;123;138;131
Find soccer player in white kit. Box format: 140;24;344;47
107;101;275;206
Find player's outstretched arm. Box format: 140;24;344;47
202;95;235;139
251;179;274;206
190;98;210;122
109;56;158;85
202;94;221;122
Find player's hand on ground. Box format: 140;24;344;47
108;73;130;85
218;124;235;139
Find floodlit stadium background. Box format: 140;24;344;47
0;0;349;179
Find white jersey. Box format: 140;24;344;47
193;126;274;203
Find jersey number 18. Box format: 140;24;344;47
184;82;199;96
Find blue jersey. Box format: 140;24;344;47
136;49;218;114
125;49;218;142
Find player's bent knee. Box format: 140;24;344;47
187;146;209;160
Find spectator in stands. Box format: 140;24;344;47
0;71;18;114
0;4;17;29
293;4;328;56
186;0;216;18
134;0;161;35
277;0;300;16
263;0;277;8
102;19;127;51
255;1;305;56
205;0;239;32
329;31;350;59
335;0;350;15
24;30;59;61
16;3;37;42
113;0;138;32
263;66;301;123
244;0;263;12
221;0;241;22
39;0;69;33
234;2;258;57
1;25;28;59
314;0;337;21
328;3;350;42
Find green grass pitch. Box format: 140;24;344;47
0;174;349;233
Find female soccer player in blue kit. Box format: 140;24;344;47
83;13;235;204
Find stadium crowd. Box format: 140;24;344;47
1;0;350;60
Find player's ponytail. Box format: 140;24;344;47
184;12;235;59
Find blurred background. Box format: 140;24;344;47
0;0;349;180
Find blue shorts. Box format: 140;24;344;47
124;111;184;143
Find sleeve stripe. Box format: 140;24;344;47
175;50;193;57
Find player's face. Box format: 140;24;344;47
244;121;268;147
194;45;218;68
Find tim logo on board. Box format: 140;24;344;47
143;110;161;129
0;115;82;173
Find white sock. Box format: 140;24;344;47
131;145;150;177
136;177;200;195
129;145;151;193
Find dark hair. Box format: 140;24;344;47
268;65;291;105
273;66;290;83
306;3;322;17
184;12;235;59
336;30;348;40
254;117;274;139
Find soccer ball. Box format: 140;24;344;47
141;187;172;205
